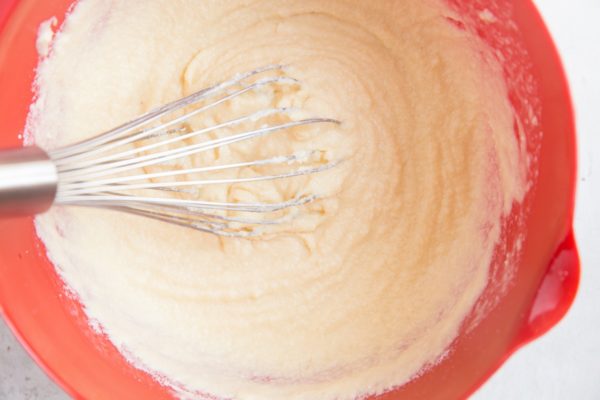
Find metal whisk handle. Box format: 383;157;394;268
0;146;58;216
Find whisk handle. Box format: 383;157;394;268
0;146;58;216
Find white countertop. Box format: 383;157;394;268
1;1;599;399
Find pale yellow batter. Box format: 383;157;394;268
27;1;528;399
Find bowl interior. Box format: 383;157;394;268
0;1;578;399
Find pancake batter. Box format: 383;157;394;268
27;1;529;399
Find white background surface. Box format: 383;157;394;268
1;1;599;399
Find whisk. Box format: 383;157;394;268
0;65;339;237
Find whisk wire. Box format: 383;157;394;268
49;64;286;159
46;65;340;236
52;76;298;166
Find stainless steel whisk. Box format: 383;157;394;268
0;65;339;236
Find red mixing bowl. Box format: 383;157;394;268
0;1;578;399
